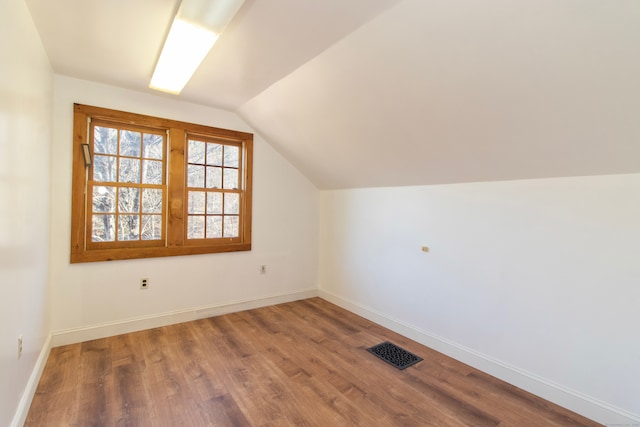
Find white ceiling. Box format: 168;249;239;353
26;0;640;189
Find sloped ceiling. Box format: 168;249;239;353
26;0;640;189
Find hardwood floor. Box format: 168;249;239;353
26;298;601;426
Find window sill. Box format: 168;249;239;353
70;243;251;263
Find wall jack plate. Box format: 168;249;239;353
18;335;23;359
140;278;149;289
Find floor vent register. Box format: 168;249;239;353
367;341;423;370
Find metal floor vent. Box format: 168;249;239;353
367;342;423;370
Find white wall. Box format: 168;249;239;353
49;76;319;335
0;0;53;425
319;174;640;424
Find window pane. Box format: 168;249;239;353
141;215;162;240
93;186;116;213
207;143;223;166
119;187;140;213
120;130;141;157
188;164;204;188
118;215;140;241
143;133;163;159
188;191;205;214
223;216;239;238
93;155;116;182
224;193;239;214
119;158;140;183
92;214;115;242
187;216;205;239
142;188;163;213
206;166;222;188
94;126;117;155
188;140;205;164
223;168;238;189
142;159;163;184
206;216;222;238
224;145;239;168
207;192;222;214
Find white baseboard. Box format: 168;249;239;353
318;289;640;426
11;333;52;427
51;289;318;347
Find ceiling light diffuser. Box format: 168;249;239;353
150;0;245;94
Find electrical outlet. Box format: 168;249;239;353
18;335;22;359
260;265;267;274
140;278;149;289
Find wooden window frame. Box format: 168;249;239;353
70;104;253;263
184;134;244;245
86;119;168;250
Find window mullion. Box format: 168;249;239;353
167;128;185;248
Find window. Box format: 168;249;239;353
71;104;253;263
185;137;242;241
88;121;166;248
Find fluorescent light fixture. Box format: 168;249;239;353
150;0;245;94
150;20;218;94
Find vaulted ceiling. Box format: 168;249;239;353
26;0;640;189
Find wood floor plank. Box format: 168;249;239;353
26;345;83;426
25;298;602;426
